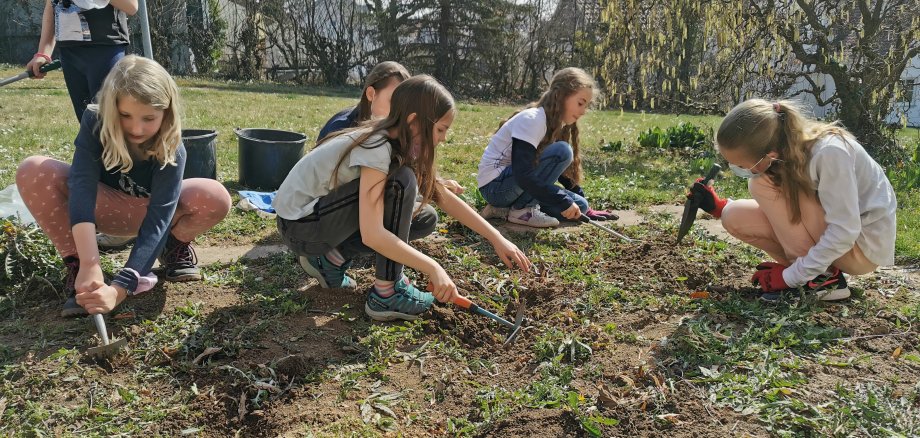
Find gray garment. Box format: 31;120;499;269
274;131;394;221
276;166;437;281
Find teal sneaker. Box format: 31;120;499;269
298;255;357;289
364;277;434;321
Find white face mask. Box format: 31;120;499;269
729;155;781;179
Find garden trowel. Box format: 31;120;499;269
677;164;722;243
85;314;127;359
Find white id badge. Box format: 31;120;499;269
55;4;91;42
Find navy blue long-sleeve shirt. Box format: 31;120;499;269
318;106;359;141
510;137;574;213
68;110;185;292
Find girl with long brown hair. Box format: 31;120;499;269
477;67;617;228
275;75;531;321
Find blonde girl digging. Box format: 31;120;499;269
16;55;231;317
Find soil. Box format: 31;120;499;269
2;223;918;437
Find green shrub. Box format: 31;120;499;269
0;217;62;299
638;127;668;149
666;122;711;150
886;139;920;192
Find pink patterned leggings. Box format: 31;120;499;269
16;156;232;258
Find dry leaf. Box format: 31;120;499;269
892;347;902;359
690;291;710;299
113;312;135;320
598;384;619;408
237;392;247;422
656;413;683;425
361;402;374;424
192;347;223;365
253;381;281;394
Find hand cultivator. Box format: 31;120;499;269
85;314;127;359
431;285;526;346
579;215;638;243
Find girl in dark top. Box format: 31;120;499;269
27;0;137;122
318;61;465;195
16;55;231;317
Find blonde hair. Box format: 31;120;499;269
716;98;851;223
88;55;182;173
322;75;455;208
502;67;597;184
357;61;411;121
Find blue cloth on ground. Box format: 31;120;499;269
238;190;277;213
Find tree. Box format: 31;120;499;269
363;0;428;62
598;0;920;161
751;0;920;161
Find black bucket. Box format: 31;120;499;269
235;128;307;191
181;129;218;180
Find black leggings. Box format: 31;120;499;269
277;166;437;281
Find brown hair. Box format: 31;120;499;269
356;61;411;121
322;75;455;208
500;67;597;184
716;98;851;223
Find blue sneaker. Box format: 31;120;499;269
298;255;357;289
364;277;434;321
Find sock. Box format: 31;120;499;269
325;248;345;266
374;279;395;297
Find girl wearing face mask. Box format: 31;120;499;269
690;99;897;302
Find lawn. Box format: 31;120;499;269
1;65;919;437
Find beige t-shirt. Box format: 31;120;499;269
273;131;394;220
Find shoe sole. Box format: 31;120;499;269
163;273;203;282
364;302;422;322
299;256;331;288
297;256;358;290
815;287;851;301
506;216;559;228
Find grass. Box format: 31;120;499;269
1;63;917;259
1;65;920;437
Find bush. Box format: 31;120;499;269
666;122;711;150
637;122;712;151
886;139;920;192
638;127;668;149
0;217;62;299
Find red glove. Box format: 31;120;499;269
750;261;789;292
688;177;728;218
585;208;618;221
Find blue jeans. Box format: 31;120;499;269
60;44;127;122
479;141;588;220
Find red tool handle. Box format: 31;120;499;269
426;283;472;309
